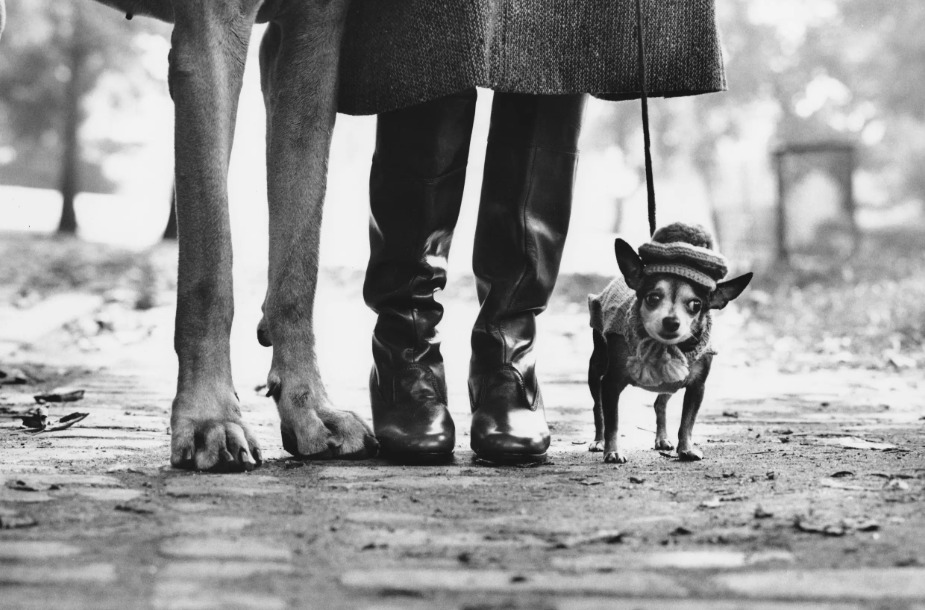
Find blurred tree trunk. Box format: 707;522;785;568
163;184;178;240
57;3;87;235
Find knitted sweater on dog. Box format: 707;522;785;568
588;277;714;394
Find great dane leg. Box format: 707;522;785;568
168;0;262;471
259;3;378;459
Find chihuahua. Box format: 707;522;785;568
587;223;752;463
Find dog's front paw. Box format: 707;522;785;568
654;437;674;451
275;383;378;459
588;440;604;452
170;394;262;472
678;446;703;461
603;451;627;464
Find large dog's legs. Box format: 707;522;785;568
167;0;262;470
258;3;378;459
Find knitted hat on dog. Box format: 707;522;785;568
638;223;728;291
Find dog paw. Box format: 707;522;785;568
678;446;703;461
588;440;604;452
654;438;674;451
603;451;627;464
276;388;378;460
170;395;262;472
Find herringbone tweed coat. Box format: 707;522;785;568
338;0;726;116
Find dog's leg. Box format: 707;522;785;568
258;2;377;459
167;0;263;471
653;393;674;450
601;335;629;464
588;330;606;452
677;357;712;461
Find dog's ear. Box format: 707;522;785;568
614;238;644;290
709;272;753;310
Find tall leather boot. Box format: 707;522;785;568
469;92;587;464
364;89;477;462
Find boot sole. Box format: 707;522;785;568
379;449;455;466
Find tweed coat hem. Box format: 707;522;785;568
337;0;727;116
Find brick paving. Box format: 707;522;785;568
1;278;924;609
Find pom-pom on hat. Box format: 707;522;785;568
638;223;728;291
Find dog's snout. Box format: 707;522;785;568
662;317;680;333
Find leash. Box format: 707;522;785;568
635;0;657;237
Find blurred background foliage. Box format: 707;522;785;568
1;0;924;370
0;0;169;232
1;0;924;256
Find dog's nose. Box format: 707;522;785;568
662;317;680;333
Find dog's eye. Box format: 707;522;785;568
688;300;702;314
645;294;661;308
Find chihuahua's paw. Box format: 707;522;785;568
588;440;604;452
604;451;627;464
654;438;674;451
678;446;703;461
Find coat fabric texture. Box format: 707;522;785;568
337;0;726;116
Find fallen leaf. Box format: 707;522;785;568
18;407;48;430
34;387;85;404
795;516;846;537
5;479;59;492
360;542;387;551
814;436;898;451
22;412;89;433
0;367;29;386
553;530;625;549
820;478;880;491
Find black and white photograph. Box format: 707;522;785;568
0;1;923;608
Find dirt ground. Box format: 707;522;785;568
1;234;924;609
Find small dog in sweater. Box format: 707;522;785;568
587;223;752;463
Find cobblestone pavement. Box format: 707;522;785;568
1;270;924;610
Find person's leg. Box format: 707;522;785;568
469;92;588;463
364;89;478;462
